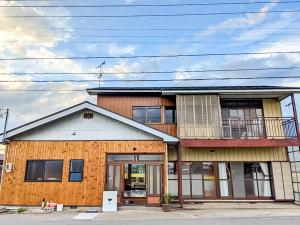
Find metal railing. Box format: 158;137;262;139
221;117;297;139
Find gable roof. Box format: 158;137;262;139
2;101;179;143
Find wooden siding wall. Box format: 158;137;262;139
176;95;221;139
180;147;287;162
262;99;285;138
0;140;166;206
97;95;177;136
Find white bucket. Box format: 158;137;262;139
56;204;63;212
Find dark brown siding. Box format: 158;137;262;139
97;95;177;136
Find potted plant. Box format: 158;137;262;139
161;193;172;212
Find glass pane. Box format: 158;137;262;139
168;179;178;196
204;180;216;197
256;163;270;179
138;154;163;161
168;162;176;175
182;163;190;174
245;180;258;197
203;162;214;179
231;162;246;198
191;179;203;198
294;151;300;161
244;163;256;179
289;152;295;161
146;107;161;123
70;173;83;182
165;107;176;124
107;154;135;161
218;162;229;179
220;180;230;197
44;161;63;181
70;160;83;173
191;162;202;179
25;161;44;181
132;107;147;123
182;179;191;196
147;165;161;195
257;180;271;197
107;165;121;191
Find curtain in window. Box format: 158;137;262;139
218;163;229;196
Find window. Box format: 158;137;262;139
69;160;84;182
132;106;161;123
221;100;265;138
25;160;63;182
165;107;176;124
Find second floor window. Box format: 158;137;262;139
165;106;176;124
132;106;161;123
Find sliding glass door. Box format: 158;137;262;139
181;161;272;200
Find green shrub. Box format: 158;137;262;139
17;208;27;214
161;193;173;204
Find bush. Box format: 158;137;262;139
161;193;173;204
17;208;27;214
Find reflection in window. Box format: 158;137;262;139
288;146;300;201
25;160;63;182
132;106;161;123
69;160;83;182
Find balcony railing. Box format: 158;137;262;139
221;117;297;139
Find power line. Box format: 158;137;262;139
2;66;300;76
2;1;300;7
2;26;300;31
4;33;300;38
2;75;300;83
0;51;299;61
1;40;299;45
2;9;300;18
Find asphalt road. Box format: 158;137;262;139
1;214;300;225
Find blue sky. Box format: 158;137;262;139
0;0;300;128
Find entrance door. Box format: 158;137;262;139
124;164;146;205
106;164;122;205
146;164;162;205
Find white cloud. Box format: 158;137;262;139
106;43;136;56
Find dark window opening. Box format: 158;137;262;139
132;106;161;123
165;106;176;124
69;160;84;182
25;160;63;182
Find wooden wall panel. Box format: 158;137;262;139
181;147;287;162
0;140;166;206
176;95;221;139
97;95;177;136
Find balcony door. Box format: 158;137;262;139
221;100;265;139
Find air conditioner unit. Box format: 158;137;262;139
5;163;13;173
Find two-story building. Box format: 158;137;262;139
1;86;300;207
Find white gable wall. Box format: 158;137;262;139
16;110;160;141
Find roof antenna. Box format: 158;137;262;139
96;61;105;87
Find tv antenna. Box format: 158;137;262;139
96;61;105;87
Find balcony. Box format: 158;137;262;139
179;117;300;148
221;117;297;139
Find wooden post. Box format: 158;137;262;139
291;94;300;139
164;144;168;194
177;145;183;207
